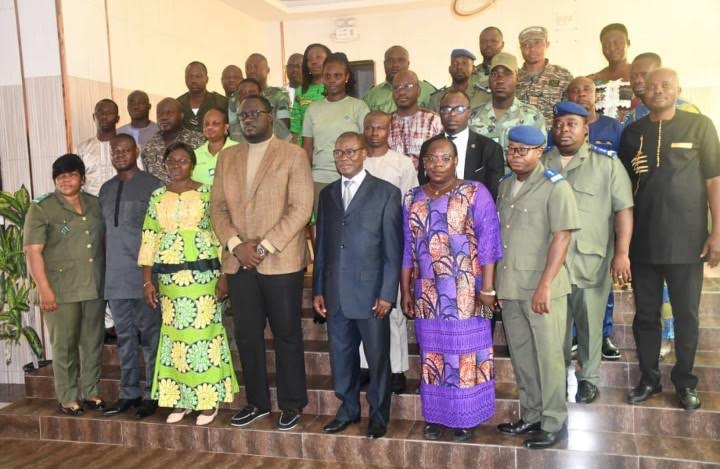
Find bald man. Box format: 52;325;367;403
619;68;720;411
140;98;205;183
363;45;436;113
118;90;159;151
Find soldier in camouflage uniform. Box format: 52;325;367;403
470;26;504;92
427;49;490;113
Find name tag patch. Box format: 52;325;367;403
670;142;693;149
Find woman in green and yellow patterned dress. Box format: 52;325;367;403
139;141;238;426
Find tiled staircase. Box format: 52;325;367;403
2;277;719;468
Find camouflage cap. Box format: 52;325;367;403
490;52;518;73
519;26;548;44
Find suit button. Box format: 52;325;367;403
505;224;510;229
340;244;345;249
89;258;94;263
503;244;507;249
341;221;347;226
503;265;507;269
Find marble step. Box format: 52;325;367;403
23;364;720;441
1;398;718;468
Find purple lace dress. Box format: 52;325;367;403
403;181;502;428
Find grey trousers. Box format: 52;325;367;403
563;281;611;386
108;299;161;399
44;299;105;404
503;297;568;432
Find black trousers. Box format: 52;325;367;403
631;263;702;389
227;269;308;412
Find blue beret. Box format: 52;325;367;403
508;125;545;146
451;48;476;61
553;101;589;118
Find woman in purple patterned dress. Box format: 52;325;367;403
400;137;502;442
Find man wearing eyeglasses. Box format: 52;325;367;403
495;125;579;449
418;89;504;200
427;49;490;113
210;94;314;431
313;131;402;439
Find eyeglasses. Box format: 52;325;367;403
332;148;363;160
506;145;542;156
165;158;193;167
439;105;469;115
238;110;271;120
422;154;454;165
393;83;418;92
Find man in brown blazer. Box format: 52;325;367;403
210;95;313;431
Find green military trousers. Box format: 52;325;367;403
503;297;568;432
563;281;611;386
44;299;105;404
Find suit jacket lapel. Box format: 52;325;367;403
464;131;482;178
247;137;277;201
330;180;343;212
344;173;374;215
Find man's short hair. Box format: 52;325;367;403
110;133;137;147
440;89;471;105
336;131;365;148
240;94;272;114
239;77;262;91
633;52;662;67
186;61;208;74
599;23;628;40
96;98;119;114
480;26;503;38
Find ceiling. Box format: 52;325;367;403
224;0;447;20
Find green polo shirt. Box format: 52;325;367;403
192;138;239;185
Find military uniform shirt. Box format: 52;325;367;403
469;98;546;159
140;129;205;184
177;91;228;133
517;61;573;126
362;80;437;113
470;63;492;92
23;191;105;303
427;84;491;113
495;163;580;300
620;110;720;264
543;143;634;287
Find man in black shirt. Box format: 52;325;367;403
619;68;720;410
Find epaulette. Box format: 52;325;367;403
543;144;555;153
500;172;513;181
473;83;491;94
589;144;618;159
544;168;565;184
32;193;52;204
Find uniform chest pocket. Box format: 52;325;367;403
573;182;599;212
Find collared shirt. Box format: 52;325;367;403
517;60;574;125
469;98;546;159
363;149;418;197
427;84;491;113
546;115;623;152
622;98;701;127
388;109;444;169
447;127;470;178
341;169;367;207
75;137;114;196
192;138;239;186
140;129;206;184
229;86;291;141
176;91;228;132
362;80;437;113
98;171;162;299
117;121;160;151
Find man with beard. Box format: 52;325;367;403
118;91;159;151
471;27;504;91
221;65;244;97
75;99;120;196
177;61;227;132
428;49;490;112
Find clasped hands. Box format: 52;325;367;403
233;240;263;270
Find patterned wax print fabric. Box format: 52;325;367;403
290;83;325;146
138;185;238;410
402;181;502;428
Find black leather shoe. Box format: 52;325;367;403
601;337;621;360
359;369;370;388
575;381;599;404
627;383;662;404
230;405;270;427
391;373;406;394
523;424;568;449
677;387;701;410
135;400;158;419
323;417;360;434
497;419;542;435
103;397;141;416
423;423;443;440
367;420;387;439
453;428;472;442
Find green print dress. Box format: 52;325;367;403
138;185;238;410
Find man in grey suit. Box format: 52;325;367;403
313;131;403;439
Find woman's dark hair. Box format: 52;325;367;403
52;153;85;180
323;52;356;96
204;106;229;124
420;136;459;159
301;43;332;94
163;141;197;166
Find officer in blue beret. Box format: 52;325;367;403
542;102;634;405
495;125;580;449
428;48;491;112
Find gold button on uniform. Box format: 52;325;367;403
89;258;94;263
86;244;92;248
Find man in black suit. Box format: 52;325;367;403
417;89;504;199
313;131;403;439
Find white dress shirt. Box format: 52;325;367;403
341;169;367;209
447;126;470;179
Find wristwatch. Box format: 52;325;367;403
256;244;268;258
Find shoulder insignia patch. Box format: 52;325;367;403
500;172;513;181
32;193;51;204
589;144;618;159
544;168;565;184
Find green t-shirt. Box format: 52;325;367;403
290;83;325;146
192;138;238;185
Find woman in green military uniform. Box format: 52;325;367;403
24;154;106;416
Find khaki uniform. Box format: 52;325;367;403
543;144;633;386
426;83;491;113
495;163;580;432
23;191;105;404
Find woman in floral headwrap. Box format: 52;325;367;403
138;142;238;426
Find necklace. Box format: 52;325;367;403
427;178;457;196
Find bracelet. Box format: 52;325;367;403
143;281;152;288
480;289;496;296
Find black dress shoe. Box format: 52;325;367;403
601;337;621;360
575;381;599;404
81;399;106;411
523;424;568;449
423;423;443;440
135;400;158;419
627;383;662;404
453;428;472;442
391;373;406;394
359;368;370;388
323;417;360;434
677;387;701;410
103;397;142;416
367;420;387;439
497;419;542;435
